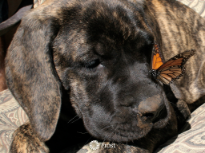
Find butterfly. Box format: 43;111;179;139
150;43;195;85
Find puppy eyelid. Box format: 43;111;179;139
83;59;101;69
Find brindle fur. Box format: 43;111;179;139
5;0;205;152
10;123;49;153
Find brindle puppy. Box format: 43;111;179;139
5;0;205;152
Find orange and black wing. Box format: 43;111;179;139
156;50;195;85
152;43;164;70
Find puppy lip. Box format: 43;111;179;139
102;114;154;142
99;123;153;143
83;113;154;143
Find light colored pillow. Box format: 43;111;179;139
177;0;205;18
157;103;205;153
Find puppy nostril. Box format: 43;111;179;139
140;105;167;123
144;113;154;118
142;112;155;121
138;95;165;121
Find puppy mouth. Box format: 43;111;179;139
104;107;168;142
86;109;168;143
108;107;168;142
105;122;153;142
83;93;173;143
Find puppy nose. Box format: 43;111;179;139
138;95;165;122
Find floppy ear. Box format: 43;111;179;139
5;13;61;141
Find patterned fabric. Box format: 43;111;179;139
1;0;205;153
33;0;46;8
0;90;28;153
157;103;205;153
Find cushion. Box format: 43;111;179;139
157;103;205;153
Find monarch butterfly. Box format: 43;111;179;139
150;43;195;85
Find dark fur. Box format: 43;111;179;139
5;0;205;152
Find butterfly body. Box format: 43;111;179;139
151;44;195;85
150;69;159;80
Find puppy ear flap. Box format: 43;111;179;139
6;14;61;141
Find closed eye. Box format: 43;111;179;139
83;59;101;69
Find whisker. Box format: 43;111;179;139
71;117;81;123
67;115;79;124
100;125;112;131
77;131;89;134
84;136;93;146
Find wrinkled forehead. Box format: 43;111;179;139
61;0;148;37
61;29;118;63
82;0;145;39
57;0;152;61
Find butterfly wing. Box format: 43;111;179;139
157;66;182;85
152;43;164;70
156;50;195;85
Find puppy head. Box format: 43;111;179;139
53;0;177;142
6;0;177;145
